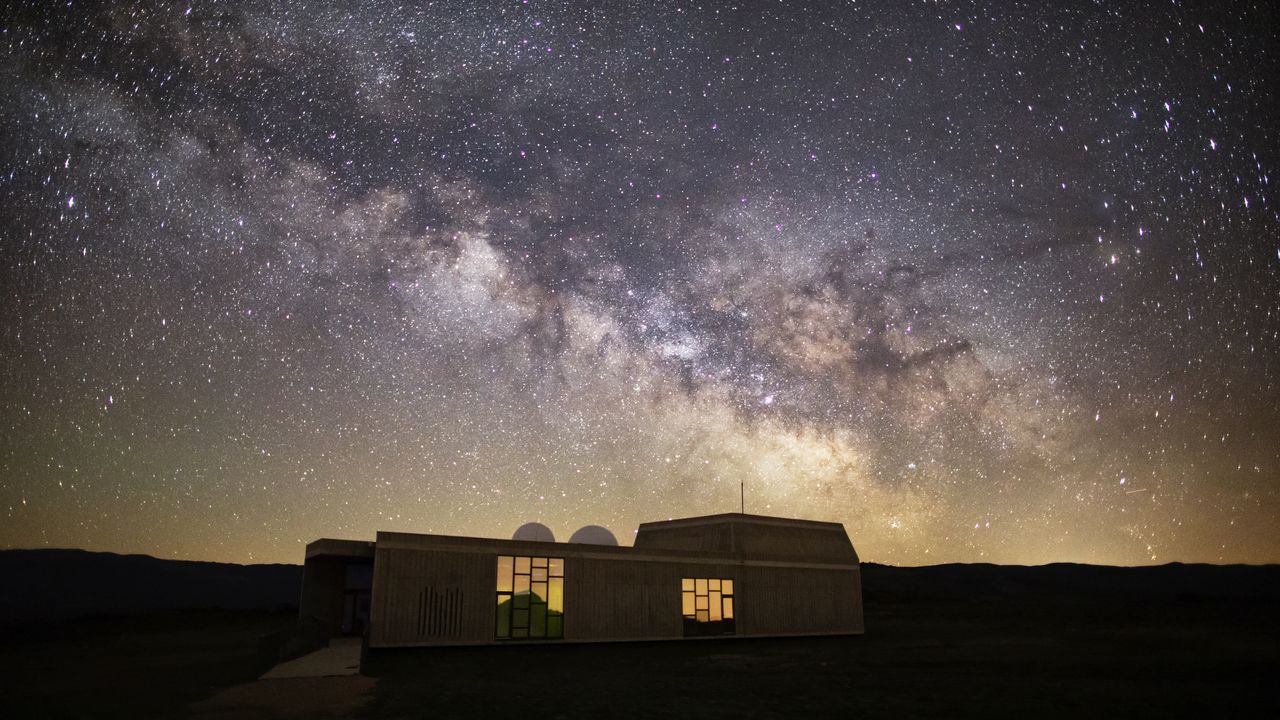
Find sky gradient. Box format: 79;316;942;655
2;0;1277;565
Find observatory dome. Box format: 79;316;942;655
512;522;555;543
568;525;618;545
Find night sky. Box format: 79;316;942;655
2;1;1277;566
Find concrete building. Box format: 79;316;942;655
300;513;863;648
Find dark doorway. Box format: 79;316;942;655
342;589;370;636
340;562;373;636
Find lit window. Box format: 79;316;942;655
496;556;564;639
681;577;735;636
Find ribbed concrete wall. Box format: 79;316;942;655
736;564;863;636
367;532;862;647
369;547;495;646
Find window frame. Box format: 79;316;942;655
495;555;564;640
680;576;736;636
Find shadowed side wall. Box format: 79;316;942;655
299;556;345;634
299;540;376;636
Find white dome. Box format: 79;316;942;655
512;522;556;543
568;525;618;546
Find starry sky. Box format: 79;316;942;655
2;0;1277;566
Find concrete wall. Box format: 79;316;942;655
736;563;863;636
368;546;495;647
368;534;862;647
298;555;346;635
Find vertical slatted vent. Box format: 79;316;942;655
417;586;463;639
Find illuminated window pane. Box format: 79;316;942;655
532;581;548;604
532;557;547;568
530;605;547;637
514;575;530;595
548;578;564;613
549;558;564;577
532;567;547;582
497;556;514;592
680;578;737;635
515;556;531;574
496;595;511;637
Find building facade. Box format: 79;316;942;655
300;513;863;648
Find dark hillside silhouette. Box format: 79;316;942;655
861;561;1280;604
0;549;302;626
1;552;1277;717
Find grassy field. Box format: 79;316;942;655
362;595;1277;718
1;566;1276;718
0;610;295;719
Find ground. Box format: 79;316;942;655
0;610;295;719
360;597;1276;718
1;568;1275;718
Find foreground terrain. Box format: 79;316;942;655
363;571;1277;719
0;555;1275;718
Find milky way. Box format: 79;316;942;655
2;1;1277;565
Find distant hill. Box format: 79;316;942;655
0;549;303;626
861;561;1280;605
4;548;1277;630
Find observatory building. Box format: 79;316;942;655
299;513;863;648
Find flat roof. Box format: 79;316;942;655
305;538;375;560
636;512;847;531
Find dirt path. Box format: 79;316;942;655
186;675;376;720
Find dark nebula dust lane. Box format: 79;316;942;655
1;0;1277;565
